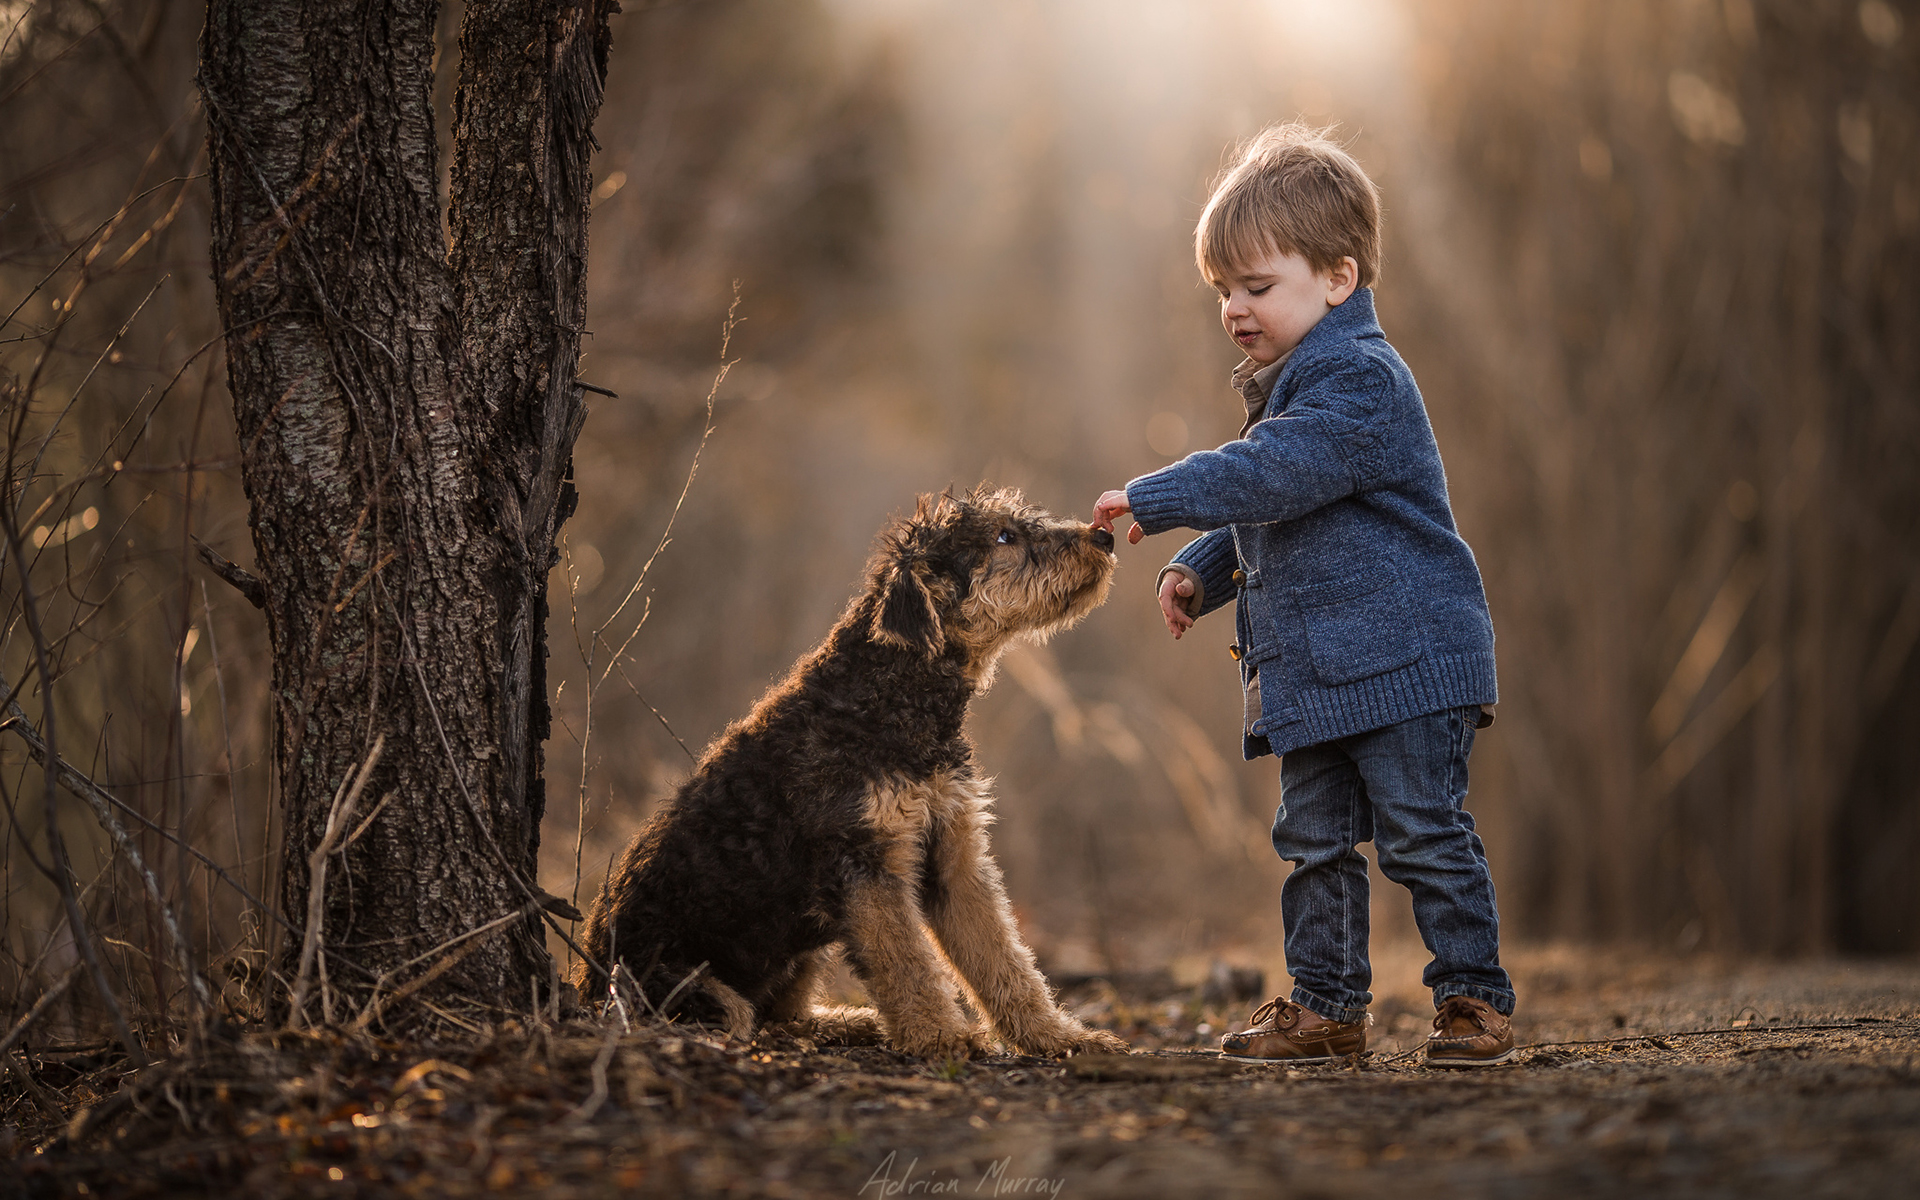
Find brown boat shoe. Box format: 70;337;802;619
1424;995;1516;1068
1220;996;1368;1063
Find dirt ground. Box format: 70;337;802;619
6;946;1918;1199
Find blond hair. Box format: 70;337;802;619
1196;123;1382;287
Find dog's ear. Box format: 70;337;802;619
872;560;945;657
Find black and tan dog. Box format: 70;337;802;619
577;488;1127;1059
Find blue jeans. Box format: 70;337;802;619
1272;706;1514;1022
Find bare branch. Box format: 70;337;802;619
0;673;215;1007
192;536;264;609
0;964;81;1059
0;510;146;1065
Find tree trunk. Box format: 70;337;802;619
198;0;614;1028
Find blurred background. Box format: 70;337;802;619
3;0;1916;1030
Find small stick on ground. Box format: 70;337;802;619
566;1014;622;1122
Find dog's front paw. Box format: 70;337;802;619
891;1023;992;1061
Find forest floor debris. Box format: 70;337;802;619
4;947;1917;1198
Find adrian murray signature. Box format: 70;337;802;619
858;1151;1066;1197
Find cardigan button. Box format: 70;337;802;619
1228;644;1243;661
1231;569;1246;586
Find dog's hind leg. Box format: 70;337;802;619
923;780;1129;1057
843;873;990;1060
762;948;830;1023
764;948;885;1045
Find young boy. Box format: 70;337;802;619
1092;124;1515;1067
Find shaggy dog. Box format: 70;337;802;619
576;488;1127;1059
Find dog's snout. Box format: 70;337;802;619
1089;526;1115;552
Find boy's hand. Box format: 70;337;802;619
1092;490;1144;545
1157;571;1197;639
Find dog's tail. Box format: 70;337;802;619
679;971;756;1040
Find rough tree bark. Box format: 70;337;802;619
197;0;616;1027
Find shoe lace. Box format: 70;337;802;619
1246;996;1292;1027
1434;995;1487;1033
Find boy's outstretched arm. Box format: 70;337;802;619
1128;358;1391;535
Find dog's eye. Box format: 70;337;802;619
996;528;1015;545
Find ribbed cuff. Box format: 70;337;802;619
1174;530;1239;618
1124;469;1190;535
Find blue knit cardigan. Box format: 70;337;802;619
1126;288;1497;759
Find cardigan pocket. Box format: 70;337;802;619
1292;568;1424;685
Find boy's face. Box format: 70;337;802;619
1208;248;1359;366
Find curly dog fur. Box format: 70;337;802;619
576;487;1127;1059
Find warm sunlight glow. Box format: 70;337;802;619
1262;0;1410;73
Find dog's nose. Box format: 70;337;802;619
1090;526;1115;551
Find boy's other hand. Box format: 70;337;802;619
1092;490;1145;545
1157;571;1197;639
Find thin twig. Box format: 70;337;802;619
288;735;384;1030
192;537;265;608
25;278;167;490
0;701;305;942
567;291;740;886
0;674;224;1002
349;898;533;1029
332;550;396;613
0;16;108;110
339;790;394;850
0;507;147;1066
418;999;485;1035
198;580;250;937
566;1013;622;1122
656;961;709;1016
591;283;736;668
0;170;193;336
392;616;610;985
8;858;109;987
612;658;695;762
5;1052;63;1122
352;902;536;1032
0;965;83;1059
